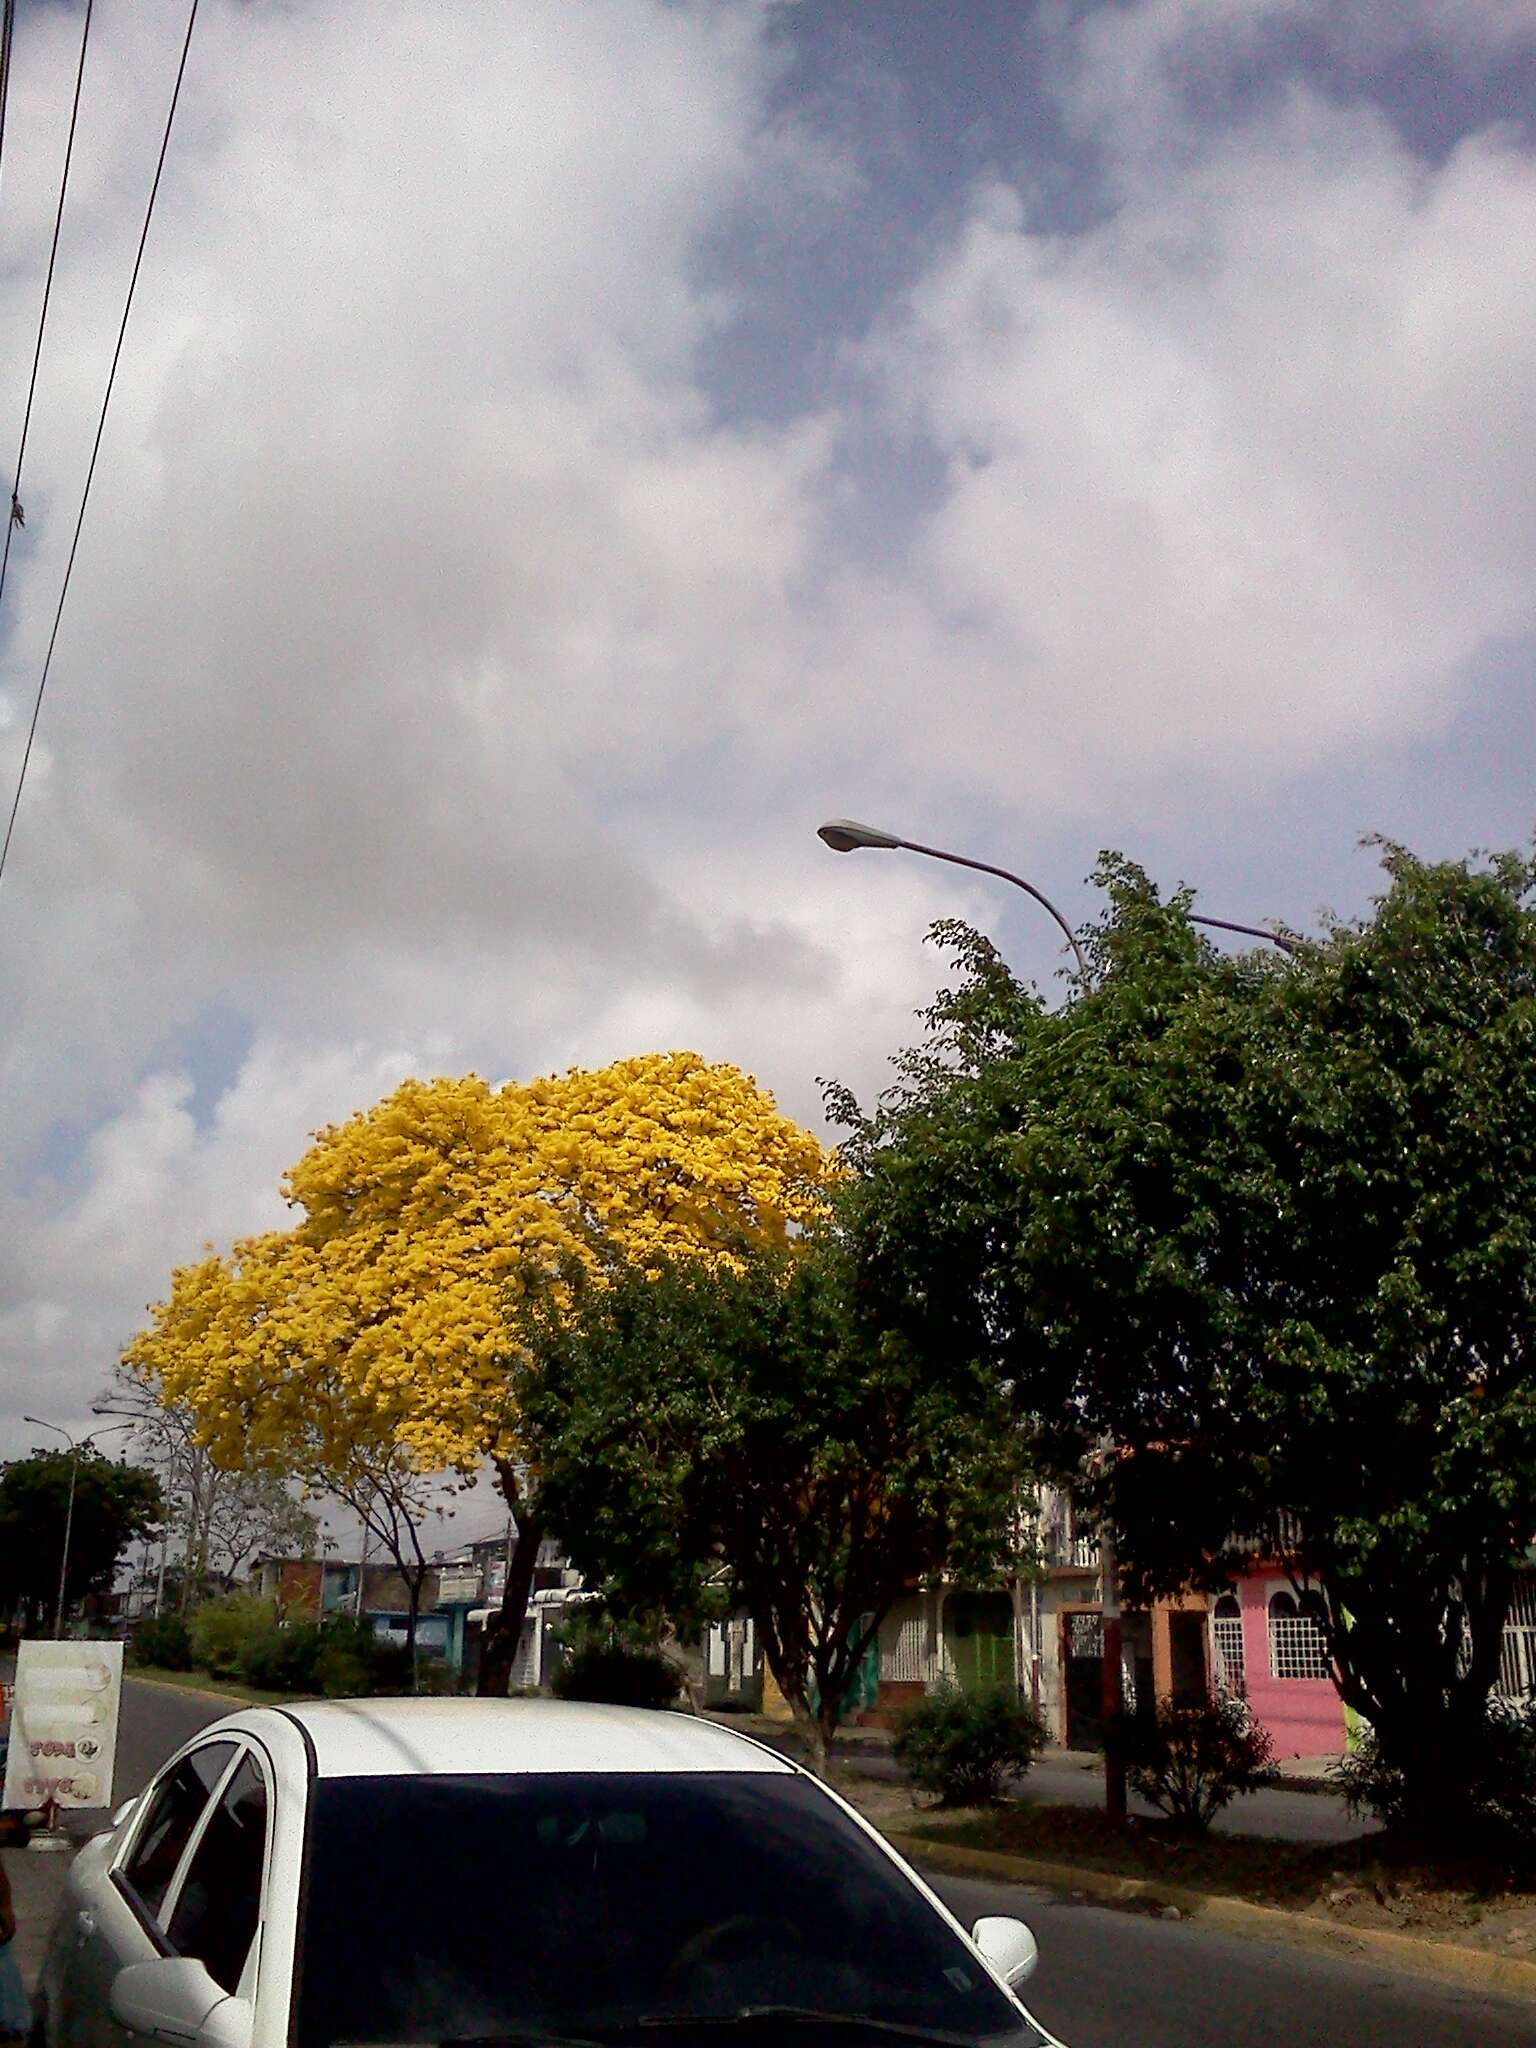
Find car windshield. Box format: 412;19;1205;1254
293;1771;1044;2048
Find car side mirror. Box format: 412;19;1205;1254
971;1915;1039;1989
112;1798;139;1829
110;1958;252;2048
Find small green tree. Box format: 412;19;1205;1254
513;1240;1031;1775
0;1451;163;1631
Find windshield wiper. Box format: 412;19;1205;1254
637;2009;995;2046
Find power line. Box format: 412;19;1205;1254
0;0;201;895
0;2;19;214
0;0;95;617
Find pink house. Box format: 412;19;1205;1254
1211;1570;1347;1759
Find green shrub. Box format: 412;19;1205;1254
238;1620;327;1693
892;1681;1047;1807
128;1613;193;1671
367;1639;416;1694
188;1595;278;1678
551;1612;682;1710
1333;1699;1536;1864
411;1659;461;1697
313;1642;373;1698
1114;1693;1279;1833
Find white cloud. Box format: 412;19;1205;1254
2;0;1534;1461
859;75;1536;796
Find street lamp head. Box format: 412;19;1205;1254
817;818;902;854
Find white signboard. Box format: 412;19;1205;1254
1;1639;123;1812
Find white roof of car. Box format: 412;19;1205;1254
273;1697;798;1780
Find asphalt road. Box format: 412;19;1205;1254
106;1676;226;1804
932;1870;1536;2048
78;1682;1536;2046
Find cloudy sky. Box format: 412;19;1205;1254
1;0;1534;1469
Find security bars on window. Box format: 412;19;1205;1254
1212;1615;1246;1692
1268;1612;1331;1681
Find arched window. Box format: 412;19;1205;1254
1211;1593;1245;1692
1268;1587;1330;1680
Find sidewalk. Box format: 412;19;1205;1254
709;1713;1371;1846
3;1841;69;1994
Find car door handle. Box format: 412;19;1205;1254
75;1911;96;1944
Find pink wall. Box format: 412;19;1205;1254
1236;1574;1346;1760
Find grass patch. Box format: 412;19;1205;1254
127;1665;299;1708
892;1800;1536;1952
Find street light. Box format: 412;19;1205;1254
818;818;1302;961
24;1416;132;1639
819;820;1092;979
818;816;1299;1820
815;822;1128;1812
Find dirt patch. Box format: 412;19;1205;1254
829;1769;1536;1963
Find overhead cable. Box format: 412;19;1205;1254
0;0;201;894
0;2;19;214
0;0;95;617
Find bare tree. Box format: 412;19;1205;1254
98;1364;317;1608
326;1450;462;1674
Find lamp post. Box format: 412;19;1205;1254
817;817;1299;1820
818;819;1302;963
23;1417;132;1638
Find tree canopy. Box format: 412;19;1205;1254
126;1051;835;1685
515;1238;1031;1772
0;1451;163;1629
838;844;1536;1837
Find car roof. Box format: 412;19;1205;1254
265;1697;798;1780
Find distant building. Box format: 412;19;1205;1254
428;1529;591;1684
250;1555;450;1660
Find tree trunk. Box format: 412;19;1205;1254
790;1695;829;1778
1327;1563;1519;1850
405;1579;421;1693
477;1461;543;1698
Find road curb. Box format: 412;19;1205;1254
885;1831;1536;2004
123;1670;262;1708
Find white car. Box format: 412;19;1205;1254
35;1699;1065;2048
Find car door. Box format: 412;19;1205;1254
56;1740;238;2048
158;1749;270;2010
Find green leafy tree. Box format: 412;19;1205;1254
0;1450;164;1630
838;843;1536;1844
512;1240;1030;1774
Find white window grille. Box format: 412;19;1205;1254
727;1619;751;1691
511;1617;538;1690
1267;1592;1330;1681
881;1612;929;1683
1212;1615;1246;1692
1069;1612;1103;1658
1500;1626;1536;1701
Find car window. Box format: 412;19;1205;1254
295;1771;1044;2048
119;1741;238;1923
166;1753;269;1994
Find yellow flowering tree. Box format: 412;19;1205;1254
127;1052;835;1689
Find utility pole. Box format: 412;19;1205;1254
1098;1518;1126;1819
